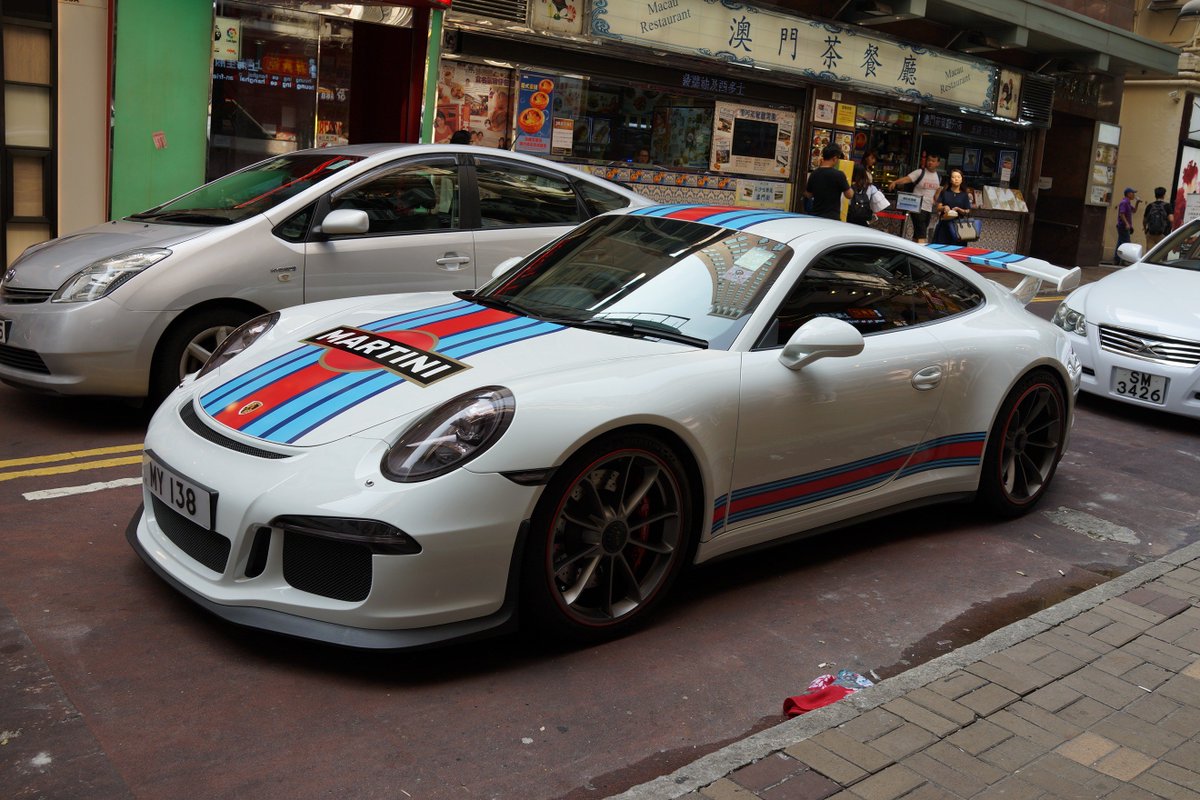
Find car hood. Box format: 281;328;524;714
1079;264;1200;339
4;220;214;290
191;294;695;447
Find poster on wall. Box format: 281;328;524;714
735;178;790;210
1176;144;1200;226
813;100;835;124
651;106;714;168
1083;122;1119;207
514;71;557;155
710;101;794;178
213;17;241;62
833;131;852;159
530;0;583;35
995;69;1021;120
436;62;512;147
809;127;832;169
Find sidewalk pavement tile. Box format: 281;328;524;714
893;784;959;800
944;719;1011;756
700;778;758;800
1146;762;1200;792
839;764;924;800
1093;711;1186;757
964;656;1051;695
1013;753;1121;798
729;753;805;792
1032;626;1113;662
837;709;904;743
926;672;986;700
989;708;1070;749
1101;597;1169;625
1123;587;1194;619
1164;739;1200;771
784;740;868;785
957;683;1019;716
1135;764;1200;800
1125;692;1182;724
808;730;893;774
759;768;840;800
1065;609;1111;634
923;740;1008;784
1027;647;1087;679
973;775;1042;800
901;751;990;797
1183;657;1200;679
1055;731;1119;765
977;733;1045;772
903;687;977;727
1094;648;1152;678
1124;661;1174;690
1161;705;1200;737
1062;666;1148;708
1006;699;1084;739
1157;672;1200;706
1094;621;1147;648
1003;639;1056;666
1094;746;1157;781
867;723;937;761
1124;636;1198;672
1025;681;1083;712
880;697;961;737
1146;607;1200;644
1058;695;1122;727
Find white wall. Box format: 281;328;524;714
58;0;110;234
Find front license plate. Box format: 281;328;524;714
1112;367;1168;405
144;451;216;529
0;318;9;345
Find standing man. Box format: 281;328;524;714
1142;186;1173;252
888;153;942;243
1115;187;1141;262
805;143;853;221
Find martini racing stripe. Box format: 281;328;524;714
726;433;985;525
711;493;729;535
629;205;802;229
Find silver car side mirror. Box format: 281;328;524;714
317;208;370;235
1116;242;1143;265
778;317;865;370
491;257;523;280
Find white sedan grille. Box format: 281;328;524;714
1099;325;1200;367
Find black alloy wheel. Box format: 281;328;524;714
977;370;1067;517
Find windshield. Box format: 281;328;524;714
1144;219;1200;271
128;153;365;225
478;215;793;350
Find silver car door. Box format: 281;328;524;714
302;157;475;302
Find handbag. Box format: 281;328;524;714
952;218;981;242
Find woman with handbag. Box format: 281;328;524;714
931;168;974;244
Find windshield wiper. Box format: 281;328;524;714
143;212;234;225
562;318;708;349
454;291;543;318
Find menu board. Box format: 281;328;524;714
710;101;794;178
1085;122;1120;207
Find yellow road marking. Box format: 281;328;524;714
1033;295;1065;303
0;443;143;470
0;455;145;482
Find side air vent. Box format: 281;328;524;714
1021;74;1055;128
449;0;529;24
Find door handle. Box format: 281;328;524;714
911;365;943;391
436;254;472;271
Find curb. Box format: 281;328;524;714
608;539;1200;800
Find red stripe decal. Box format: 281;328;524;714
728;454;910;516
665;206;743;221
212;361;331;429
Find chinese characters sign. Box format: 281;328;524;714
591;0;997;113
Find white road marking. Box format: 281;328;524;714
1042;506;1141;544
23;477;143;501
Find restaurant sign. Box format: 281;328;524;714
591;0;998;114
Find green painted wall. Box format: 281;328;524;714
109;0;211;219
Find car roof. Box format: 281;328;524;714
626;205;893;245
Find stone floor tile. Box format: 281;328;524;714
1176;630;1200;654
901;751;989;797
1091;712;1185;758
1124;662;1173;691
762;768;842;800
869;723;937;762
1030;649;1087;680
842;764;924;800
1008;700;1084;739
1006;639;1057;666
905;687;977;727
1145;594;1194;619
978;734;1045;773
927;672;987;701
731;753;808;792
1161;706;1200;738
1127;635;1199;672
785;739;868;786
1094;622;1145;648
1099;598;1166;625
839;709;905;744
1092;649;1145;678
973;775;1043;800
1065;610;1112;634
1026;682;1083;713
881;698;960;737
1054;732;1119;766
809;730;893;774
1062;666;1148;709
1058;696;1115;728
1093;747;1156;781
1102;784;1162;800
945;719;1011;756
1018;753;1120;799
1162;739;1200;771
1149;762;1200;791
1184;658;1200;679
895;783;960;800
1124;692;1181;724
1134;771;1200;800
965;658;1050;696
1157;673;1200;706
957;683;1019;716
923;741;1008;786
702;778;760;800
989;709;1069;749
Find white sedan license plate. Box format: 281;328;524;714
144;451;216;529
1112;367;1168;405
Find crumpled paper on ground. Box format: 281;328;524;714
783;669;874;717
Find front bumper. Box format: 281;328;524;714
0;297;165;396
128;398;542;648
1071;327;1200;419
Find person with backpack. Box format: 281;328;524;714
1143;186;1173;251
931;168;973;244
846;166;876;226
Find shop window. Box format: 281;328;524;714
331;161;459;235
475;159;580;228
2;16;54;267
755;246;981;348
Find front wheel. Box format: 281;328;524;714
521;434;695;643
976;371;1067;517
149;307;254;405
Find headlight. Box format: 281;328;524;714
51;248;172;302
196;312;280;378
382;386;515;482
1051;302;1087;336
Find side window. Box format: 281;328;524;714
905;256;984;323
274;204;314;242
476;159;582;228
755;246;953;349
330;161;459;235
577;180;634;216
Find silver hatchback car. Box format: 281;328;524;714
0;144;650;401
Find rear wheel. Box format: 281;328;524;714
149;307;254;405
977;371;1067;517
522;434;694;643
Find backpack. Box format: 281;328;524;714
1145;201;1169;235
847;189;872;225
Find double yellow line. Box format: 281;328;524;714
0;443;144;483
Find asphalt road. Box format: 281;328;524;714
2;278;1198;800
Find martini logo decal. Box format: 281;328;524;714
303;326;468;386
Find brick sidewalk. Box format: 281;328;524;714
612;541;1200;800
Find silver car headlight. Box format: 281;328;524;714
382;386;515;483
51;248;172;302
196;312;280;379
1051;302;1087;336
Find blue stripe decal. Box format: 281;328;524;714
701;210;797;228
630;204;699;218
260;370;397;442
201;346;322;413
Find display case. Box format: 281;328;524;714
854;104;915;185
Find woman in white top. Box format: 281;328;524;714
888;154;942;244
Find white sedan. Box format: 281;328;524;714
1052;224;1200;418
127;207;1082;649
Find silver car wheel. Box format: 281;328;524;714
178;323;238;381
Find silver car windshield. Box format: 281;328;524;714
127;153;365;225
1143;219;1200;271
478;215;792;350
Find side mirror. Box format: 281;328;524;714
491;256;523;280
778;317;865;370
316;208;369;236
1116;242;1143;265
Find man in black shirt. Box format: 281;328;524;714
805;144;853;220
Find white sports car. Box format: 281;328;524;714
127;207;1082;649
1053;223;1200;418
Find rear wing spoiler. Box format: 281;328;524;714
927;245;1082;306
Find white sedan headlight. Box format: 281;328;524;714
1051;302;1087;336
383;387;515;482
51;248;172;302
196;312;280;378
